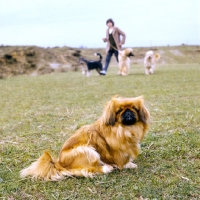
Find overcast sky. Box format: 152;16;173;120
0;0;200;48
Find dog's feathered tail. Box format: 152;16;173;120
20;151;72;181
94;53;103;60
154;53;160;61
20;148;113;181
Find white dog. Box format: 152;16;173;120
144;51;160;75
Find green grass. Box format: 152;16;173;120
0;64;200;199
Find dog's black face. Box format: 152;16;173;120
128;52;134;57
147;56;152;62
121;109;137;125
78;58;85;64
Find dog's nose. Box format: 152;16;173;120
129;53;134;57
122;109;136;125
126;109;131;114
125;109;133;117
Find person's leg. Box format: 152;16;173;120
113;50;119;63
104;50;114;71
100;50;113;75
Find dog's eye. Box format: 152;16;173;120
132;106;138;112
116;108;123;115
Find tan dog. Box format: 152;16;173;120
144;50;160;75
20;96;150;181
118;48;134;76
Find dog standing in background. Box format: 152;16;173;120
78;53;103;77
144;50;160;75
118;48;134;76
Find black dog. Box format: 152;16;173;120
78;53;103;76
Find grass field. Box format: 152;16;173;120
0;63;200;199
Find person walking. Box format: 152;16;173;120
100;18;126;75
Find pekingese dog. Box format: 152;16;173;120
144;50;160;75
20;96;150;181
118;48;134;76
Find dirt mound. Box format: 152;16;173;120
132;45;200;65
0;45;199;78
0;46;82;78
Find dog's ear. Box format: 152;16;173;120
101;99;116;126
139;106;150;124
136;96;150;124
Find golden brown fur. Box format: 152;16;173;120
118;48;134;76
20;96;150;181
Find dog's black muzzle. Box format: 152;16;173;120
128;52;134;57
121;109;137;125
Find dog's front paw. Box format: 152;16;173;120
124;162;137;169
102;164;113;173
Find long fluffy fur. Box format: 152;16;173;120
20;96;150;181
118;48;134;76
144;50;160;75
